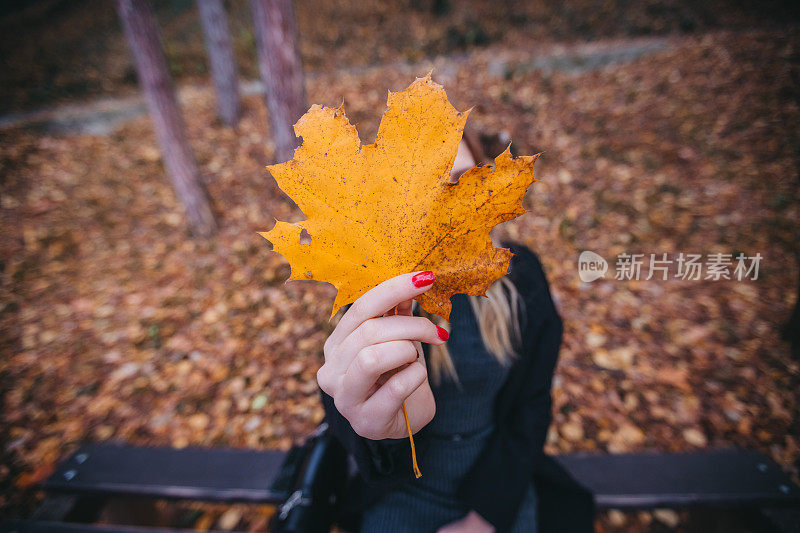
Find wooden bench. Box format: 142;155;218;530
41;444;290;504
3;440;799;532
556;449;800;510
1;427;346;533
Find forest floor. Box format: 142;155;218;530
2;1;800;531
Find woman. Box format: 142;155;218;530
317;243;594;533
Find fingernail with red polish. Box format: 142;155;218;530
437;326;449;341
412;271;435;288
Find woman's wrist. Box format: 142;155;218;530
437;510;495;532
465;510;495;532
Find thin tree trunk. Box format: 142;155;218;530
117;0;216;237
250;0;306;162
196;0;240;126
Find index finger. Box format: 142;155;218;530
327;271;435;350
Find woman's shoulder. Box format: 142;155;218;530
501;240;549;298
502;241;563;331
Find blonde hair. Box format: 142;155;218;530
420;276;524;385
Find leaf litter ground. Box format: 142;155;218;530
1;29;799;531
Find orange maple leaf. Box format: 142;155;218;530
260;74;538;320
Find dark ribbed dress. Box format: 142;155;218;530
361;293;538;532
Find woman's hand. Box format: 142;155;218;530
317;271;446;440
437;511;495;533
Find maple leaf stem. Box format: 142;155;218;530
402;401;422;478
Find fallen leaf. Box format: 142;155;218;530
657;366;692;392
194;512;215;531
561;421;585;442
218;508;242;530
682;428;708;447
608;422;646;452
592;345;635;370
15;463;55;488
607;510;626;527
251;395;268;411
260;74;538;319
653;509;680;528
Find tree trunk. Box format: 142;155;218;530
117;0;216;237
196;0;240;126
250;0;306;163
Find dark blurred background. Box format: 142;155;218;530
1;0;799;530
1;0;800;114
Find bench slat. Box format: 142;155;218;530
42;445;800;512
43;444;288;504
555;449;800;509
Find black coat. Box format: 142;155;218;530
321;243;595;533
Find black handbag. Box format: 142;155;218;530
270;424;348;533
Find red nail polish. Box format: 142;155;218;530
437;326;449;341
412;271;435;288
